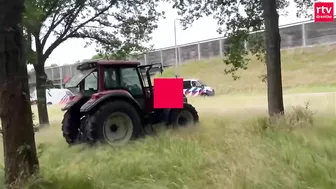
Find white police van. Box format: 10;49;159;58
183;79;215;96
30;88;74;105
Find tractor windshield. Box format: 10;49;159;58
65;68;95;88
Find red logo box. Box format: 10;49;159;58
314;2;334;22
154;78;183;109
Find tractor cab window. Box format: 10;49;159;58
104;68;118;90
84;71;98;94
120;67;143;96
183;81;191;89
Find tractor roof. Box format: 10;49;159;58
84;59;140;65
77;59;141;70
93;59;140;65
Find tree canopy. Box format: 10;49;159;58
24;0;164;62
23;0;165;125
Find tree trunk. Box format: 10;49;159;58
33;63;50;127
0;0;40;186
262;0;284;116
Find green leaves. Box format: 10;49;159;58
23;0;50;32
294;0;316;19
92;52;129;60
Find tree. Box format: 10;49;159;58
0;0;39;186
171;0;315;116
262;0;283;116
24;0;164;126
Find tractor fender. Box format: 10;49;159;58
61;94;85;111
80;90;143;116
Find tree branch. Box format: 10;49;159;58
41;12;58;47
68;32;117;45
41;3;83;47
61;4;85;37
43;3;115;59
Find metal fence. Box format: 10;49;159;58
28;19;336;87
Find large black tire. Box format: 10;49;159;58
85;100;142;146
61;111;80;145
201;93;209;97
168;103;199;127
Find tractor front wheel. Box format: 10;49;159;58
168;103;199;127
61;110;80;145
85;100;142;146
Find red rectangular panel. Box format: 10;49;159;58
154;78;183;109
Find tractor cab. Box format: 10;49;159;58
63;60;159;112
61;60;198;146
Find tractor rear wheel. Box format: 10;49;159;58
168;103;199;127
85;100;142;146
61;110;80;145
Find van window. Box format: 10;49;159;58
183;81;191;89
194;81;203;87
191;81;196;87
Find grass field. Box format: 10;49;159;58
1;45;336;188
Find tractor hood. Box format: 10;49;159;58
65;68;95;88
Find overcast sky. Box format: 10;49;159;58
27;0;336;70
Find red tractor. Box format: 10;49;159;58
61;60;199;146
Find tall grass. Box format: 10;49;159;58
0;102;335;189
1;45;336;188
